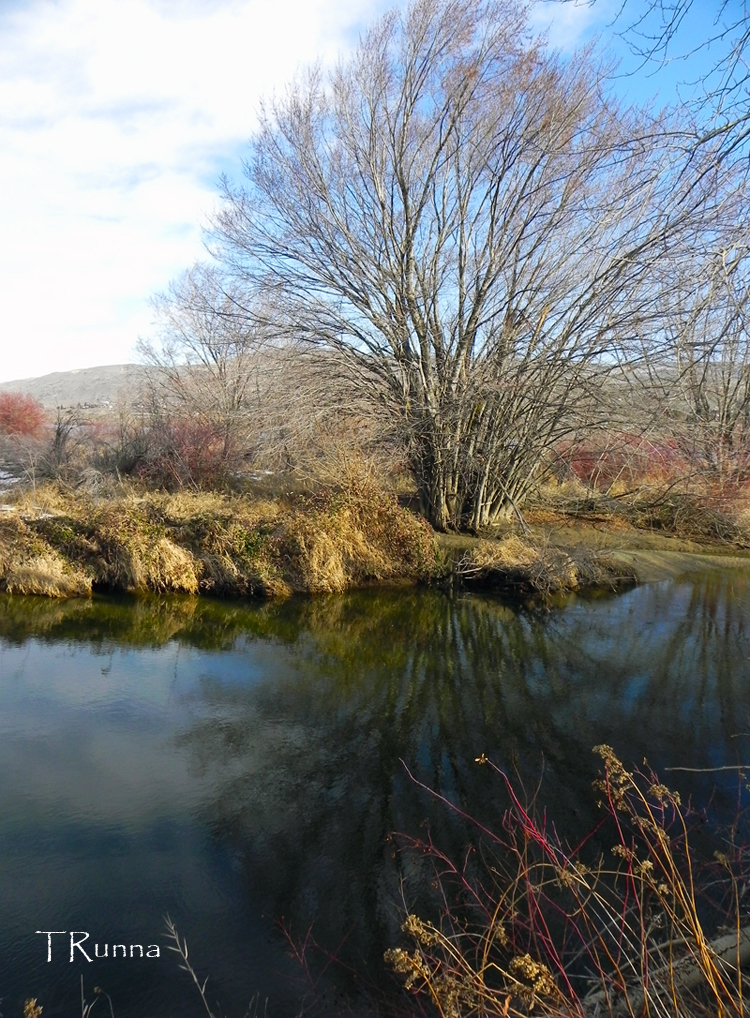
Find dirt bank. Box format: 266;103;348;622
438;519;750;594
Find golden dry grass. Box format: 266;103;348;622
454;534;630;595
3;482;745;600
3;551;92;597
0;510;91;597
0;482;437;599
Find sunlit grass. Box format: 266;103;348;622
0;481;437;598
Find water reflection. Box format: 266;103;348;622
168;575;750;997
1;571;749;1014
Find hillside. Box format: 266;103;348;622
0;364;151;409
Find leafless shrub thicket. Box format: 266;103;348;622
137;266;402;490
641;240;750;497
0;398;97;489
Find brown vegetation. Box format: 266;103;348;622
2;476;747;601
0;508;92;597
532;474;750;548
452;534;634;596
388;748;750;1017
0;483;436;599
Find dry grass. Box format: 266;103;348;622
533;477;750;547
2;481;744;600
3;552;92;597
276;484;435;593
388;749;750;1018
0;482;437;598
0;510;91;597
453;535;633;595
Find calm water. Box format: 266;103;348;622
1;572;750;1016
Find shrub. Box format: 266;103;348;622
136;418;232;490
0;392;46;438
388;749;750;1017
555;434;688;493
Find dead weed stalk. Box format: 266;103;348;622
387;748;750;1017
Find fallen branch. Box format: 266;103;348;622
582;925;750;1015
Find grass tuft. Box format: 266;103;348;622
453;534;631;595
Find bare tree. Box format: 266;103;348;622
140;263;392;488
555;0;750;162
641;226;750;496
212;0;723;530
138;263;273;478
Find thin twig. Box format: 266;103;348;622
163;915;215;1018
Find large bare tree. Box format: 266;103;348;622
212;0;722;530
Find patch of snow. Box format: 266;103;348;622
0;469;20;490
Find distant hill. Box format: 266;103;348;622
0;364;151;409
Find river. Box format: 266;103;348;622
1;570;749;1016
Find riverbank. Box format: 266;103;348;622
1;484;749;599
440;514;750;593
0;484;434;598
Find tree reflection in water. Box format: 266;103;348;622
172;574;750;999
2;572;749;1008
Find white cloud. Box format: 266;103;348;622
0;0;629;385
0;0;396;383
529;0;614;53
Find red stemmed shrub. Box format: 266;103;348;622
0;392;46;438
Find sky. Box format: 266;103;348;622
0;0;719;383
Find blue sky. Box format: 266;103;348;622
0;0;727;383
